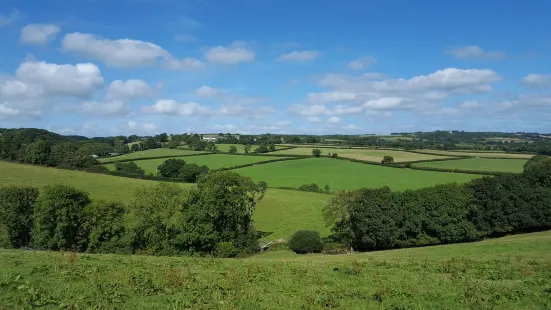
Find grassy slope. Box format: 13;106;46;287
98;148;206;163
271;148;450;162
1;231;550;309
233;158;481;191
104;154;291;174
0;162;328;241
414;157;528;173
414;149;534;159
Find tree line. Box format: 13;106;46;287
0;171;267;258
323;156;551;251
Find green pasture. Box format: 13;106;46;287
270;148;449;162
99;148;207;163
414;149;534;159
1;230;550;309
414;157;528;173
103;154;291;174
233;158;481;191
0;161;329;241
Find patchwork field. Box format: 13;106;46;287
1;231;550;309
414;149;535;159
99;148;207;163
103;154;290;174
0;161;329;241
414;157;528;173
215;144;286;153
271;148;450;162
233;158;481;191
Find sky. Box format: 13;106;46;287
0;0;550;137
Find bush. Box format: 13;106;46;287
85;165;110;174
214;241;237;258
331;153;338;158
228;146;238;154
84;201;131;254
381;156;394;164
114;161;145;176
32;185;91;251
289;230;323;254
179;163;209;182
312;149;322;157
158;158;186;178
0;186;39;248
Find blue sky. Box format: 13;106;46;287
1;0;550;136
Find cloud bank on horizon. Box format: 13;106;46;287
0;0;550;136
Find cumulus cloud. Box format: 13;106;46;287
105;79;154;101
522;74;550;90
307;92;356;104
289;104;328;116
327;116;340;124
276;50;319;62
205;42;254;64
127;120;157;133
446;45;506;59
20;24;61;45
0;9;19;27
76;100;127;115
348;56;377;70
306;116;321;123
195;85;221;97
144;99;210;116
0;102;20;119
62;32;203;70
459;100;480;109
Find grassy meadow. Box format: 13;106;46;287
233;158;481;191
0;161;328;241
1;230;550;309
99;148;207;163
103;154;291;174
271;147;450;162
414;157;528;173
414;149;535;159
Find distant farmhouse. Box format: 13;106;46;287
202;134;240;142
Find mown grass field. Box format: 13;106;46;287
215;144;286;153
414;157;528;173
99;148;207;163
233;158;481;191
414;149;534;159
1;231;550;309
103;154;291;174
0;161;328;241
271;148;450;162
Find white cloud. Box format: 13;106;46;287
77;100;127;115
0;102;20;119
62;32;203;70
0;9;18;27
332;104;363;115
363;97;405;110
459;100;479;109
195;85;221;97
289;104;328;116
144;99;210;116
306;116;321;123
105;79;154;101
12;60;104;98
276;50;319;62
307;92;356;104
127;120;157;133
20;24;61;45
174;34;198;42
348;56;377;70
522;74;550;90
327;116;340;124
446;45;506;59
205;42;254;64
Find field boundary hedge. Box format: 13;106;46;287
402;149;534;160
407;165;513;176
100;152;215;164
213;157;308;171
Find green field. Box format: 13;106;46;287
414;149;534;159
2;230;550;309
99;148;207;163
414;158;528;173
0;161;328;241
233;158;481;191
104;154;291;174
271;148;449;162
215;144;285;153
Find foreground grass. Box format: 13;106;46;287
1;231;550;309
99;149;207;163
0;161;329;241
414;149;534;159
271;148;449;162
103;154;292;174
414;157;528;173
233;158;481;191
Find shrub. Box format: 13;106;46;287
312;149;322;157
381;156;394;164
228;146;238;154
289;230;323;254
114;161;145;176
331;153;338;158
214;241;237;258
0;186;39;248
84;200;131;254
32;185;91;251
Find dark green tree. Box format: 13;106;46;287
23;140;51;165
84;200;130;254
158;159;186;178
0;186;39;248
381;156;394;164
179;164;209;182
114;161;145;176
244;144;251;154
312;149;321;157
229;146;238;154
